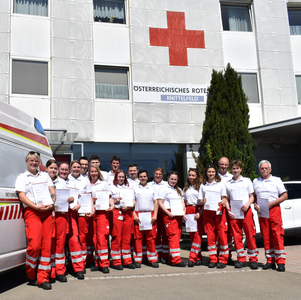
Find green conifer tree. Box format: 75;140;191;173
200;63;257;177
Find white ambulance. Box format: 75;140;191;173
0;101;53;273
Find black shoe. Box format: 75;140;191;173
113;265;123;270
90;265;99;272
188;261;195;268
277;264;285;272
76;271;85;280
161;258;168;264
208;262;216;268
38;282;52;290
49;278;56;284
262;263;276;270
135;262;141;268
217;263;226;269
173;261;186;267
227;258;235;266
56;275;67;282
124;263;135;269
250;262;258;270
195;260;202;266
28;279;38;286
151;262;159;268
101;267;110;273
235;261;247;269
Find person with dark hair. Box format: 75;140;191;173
225;160;258;270
89;155;108;181
127;163;139;187
79;156;89;177
109;169;135;270
157;171;186;267
106;155;121;185
183;168;203;267
199;165;228;269
15;152;56;290
133;170;159;268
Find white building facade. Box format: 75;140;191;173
1;0;301;181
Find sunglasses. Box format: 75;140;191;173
29;151;40;156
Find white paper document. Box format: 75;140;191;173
230;200;244;219
230;188;249;203
170;198;184;216
69;187;79;209
185;214;198;232
55;189;69;212
78;193;92;214
120;188;134;207
257;197;270;219
138;212;152;231
95;190;110;210
204;191;220;211
32;182;53;205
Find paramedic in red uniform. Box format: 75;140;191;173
183;168;203;267
199;165;228;269
133;170;159;268
158;171;186;267
253;160;287;272
15;151;56;290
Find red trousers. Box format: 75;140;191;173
186;205;204;263
226;212;234;254
203;208;229;264
24;208;54;285
78;215;94;267
67;210;84;272
111;209;134;266
229;207;258;262
133;211;157;263
259;205;286;265
155;208;169;258
94;210;110;268
163;210;182;265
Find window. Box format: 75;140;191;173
13;0;48;17
95;66;129;100
94;0;126;24
238;73;259;103
12;60;48;95
296;76;301;104
221;4;252;32
288;9;301;35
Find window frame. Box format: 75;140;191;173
237;72;260;104
94;65;131;102
12;0;49;18
287;7;301;35
296;75;301;105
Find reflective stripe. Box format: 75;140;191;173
163;245;169;249
111;255;121;259
266;254;275;258
81;250;87;255
219;245;228;250
237;252;245;257
40;257;51;262
192;243;200;248
190;248;199;254
163;250;169;253
208;245;216;250
51;254;55;259
135;258;142;262
97;249;108;254
135;253;143;257
156;244;163;249
248;249;258;254
122;249;131;254
87;250;93;254
236;248;244;253
147;251;157;256
111;250;120;255
122;254;132;259
51;262;55;267
265;248;274;253
149;256;157;261
274;249;286;254
142;246;147;249
170;252;180;257
70;251;81;256
99;255;109;260
71;257;83;263
248;253;258;257
55;259;66;264
26;254;38;262
87;246;92;249
38;264;51;270
170;248;180;253
220;250;229;255
55;253;65;258
277;254;286;258
26;260;37;269
208;250;217;255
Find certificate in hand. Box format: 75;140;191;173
95;190;110;210
170;198;184;216
230;200;244;219
185;214;198;232
32;182;53;205
139;212;152;231
78;193;92;214
69;187;79;209
204;191;220;211
119;188;134;207
257;197;269;219
55;189;69;212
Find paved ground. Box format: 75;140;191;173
1;236;301;300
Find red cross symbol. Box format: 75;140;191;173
149;11;205;66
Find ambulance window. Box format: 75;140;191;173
0;142;27;188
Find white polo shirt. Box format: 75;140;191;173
15;170;54;207
218;171;232;183
100;171;108;181
68;174;92;194
225;176;254;205
91;179;110;197
133;183;155;212
106;171;115;185
149;180;167;199
157;184;183;210
183;186;201;206
128;178;140;188
109;184;134;209
253;175;286;202
198;181;227;199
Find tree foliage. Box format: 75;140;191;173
200;63;257;177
